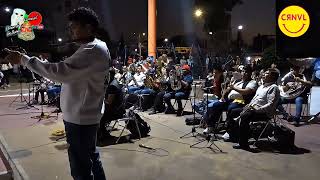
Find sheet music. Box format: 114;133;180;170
310;87;320;115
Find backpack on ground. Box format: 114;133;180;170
126;112;151;138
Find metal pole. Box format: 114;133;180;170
148;0;157;59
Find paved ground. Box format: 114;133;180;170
1;83;320;180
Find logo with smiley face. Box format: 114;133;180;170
278;5;310;38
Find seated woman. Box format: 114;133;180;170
203;65;258;134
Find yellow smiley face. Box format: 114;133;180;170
278;6;310;37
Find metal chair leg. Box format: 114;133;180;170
253;120;271;147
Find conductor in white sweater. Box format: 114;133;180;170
5;7;109;180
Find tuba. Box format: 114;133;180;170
144;74;155;89
279;73;306;100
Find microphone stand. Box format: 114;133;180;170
180;82;202;139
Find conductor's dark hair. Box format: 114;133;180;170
68;7;100;30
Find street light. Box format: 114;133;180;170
164;38;168;42
209;31;213;35
4;7;10;13
142;32;146;36
238;25;243;30
194;9;203;18
58;38;62;42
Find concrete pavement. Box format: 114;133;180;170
0;86;320;180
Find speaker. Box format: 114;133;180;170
276;1;320;58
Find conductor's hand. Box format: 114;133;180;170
4;48;23;65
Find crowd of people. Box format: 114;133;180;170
100;50;320;152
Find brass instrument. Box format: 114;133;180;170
144;74;154;89
279;72;306;100
169;66;182;91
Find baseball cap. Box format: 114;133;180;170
182;64;190;71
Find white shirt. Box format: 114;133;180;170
249;83;280;117
228;80;258;100
21;38;110;125
128;72;146;87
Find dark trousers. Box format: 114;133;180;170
2;70;10;85
237;110;269;146
163;91;189;110
153;91;166;111
204;100;244;127
35;89;45;103
64;121;106;180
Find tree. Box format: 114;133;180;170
260;45;286;70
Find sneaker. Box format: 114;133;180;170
203;127;214;134
222;132;230;141
233;144;250;150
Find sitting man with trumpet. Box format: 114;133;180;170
226;68;280;150
203;65;258;134
163;64;193;116
278;65;313;126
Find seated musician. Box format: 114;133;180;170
98;68;125;140
205;66;224;98
193;66;224;115
277;65;312;126
149;67;174;115
127;65;146;94
163;64;193;116
203;65;258;134
226;68;280;150
33;77;54;104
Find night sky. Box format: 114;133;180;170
232;0;275;44
0;0;276;44
102;0;276;44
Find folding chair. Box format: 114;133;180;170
251;114;280;147
173;96;193;115
111;107;142;144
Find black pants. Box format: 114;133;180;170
2;70;10;85
153;91;166;111
233;110;269;146
227;108;269;146
35;89;46;103
225;107;243;142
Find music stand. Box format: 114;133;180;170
180;82;202;139
9;72;39;110
189;88;222;152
